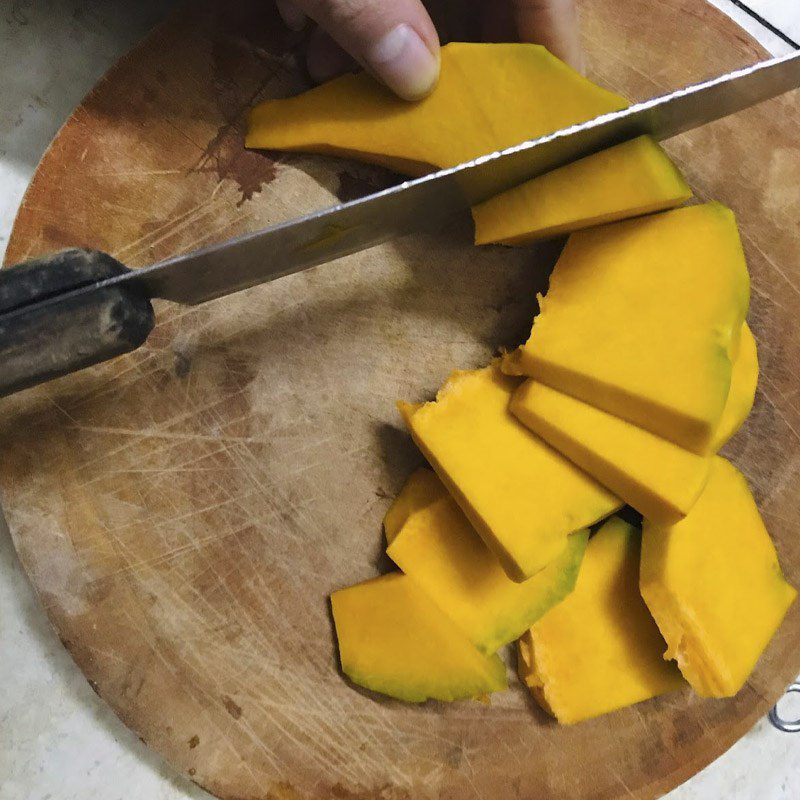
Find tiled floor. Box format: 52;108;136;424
1;2;799;799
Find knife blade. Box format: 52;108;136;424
84;47;800;306
2;48;799;397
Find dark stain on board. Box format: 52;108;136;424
222;695;243;719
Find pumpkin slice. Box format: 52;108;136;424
247;44;690;242
473;136;691;245
518;517;684;724
510;380;710;525
509;322;758;523
398;362;621;581
711;321;758;451
331;572;507;702
248;43;626;174
640;457;796;697
385;469;588;654
503;203;750;453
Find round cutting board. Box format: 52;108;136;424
3;1;800;798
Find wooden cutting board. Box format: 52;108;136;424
3;1;800;798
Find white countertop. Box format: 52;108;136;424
1;2;799;798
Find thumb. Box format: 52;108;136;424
293;0;441;100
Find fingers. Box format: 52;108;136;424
291;0;441;100
510;0;584;72
276;0;582;96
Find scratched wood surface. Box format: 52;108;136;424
3;1;800;798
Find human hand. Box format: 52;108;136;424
275;0;582;101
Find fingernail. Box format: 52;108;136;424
366;24;440;101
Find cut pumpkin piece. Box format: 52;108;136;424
503;203;750;453
510;380;710;525
386;469;588;654
518;517;684;724
473;136;692;245
331;572;507;702
640;457;796;698
711;321;758;451
248;43;626;175
508;322;758;523
247;44;689;241
398;362;621;581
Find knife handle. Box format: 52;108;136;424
0;249;155;397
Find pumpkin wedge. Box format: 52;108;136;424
398;362;621;581
508;323;757;524
502;203;750;453
385;469;588;654
248;43;626;174
640;457;796;698
331;572;507;702
510;380;710;525
473;136;691;245
247;43;690;242
518;517;685;724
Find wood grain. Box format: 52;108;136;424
3;1;800;798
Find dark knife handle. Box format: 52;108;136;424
0;249;155;397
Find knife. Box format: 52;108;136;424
2;49;799;398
